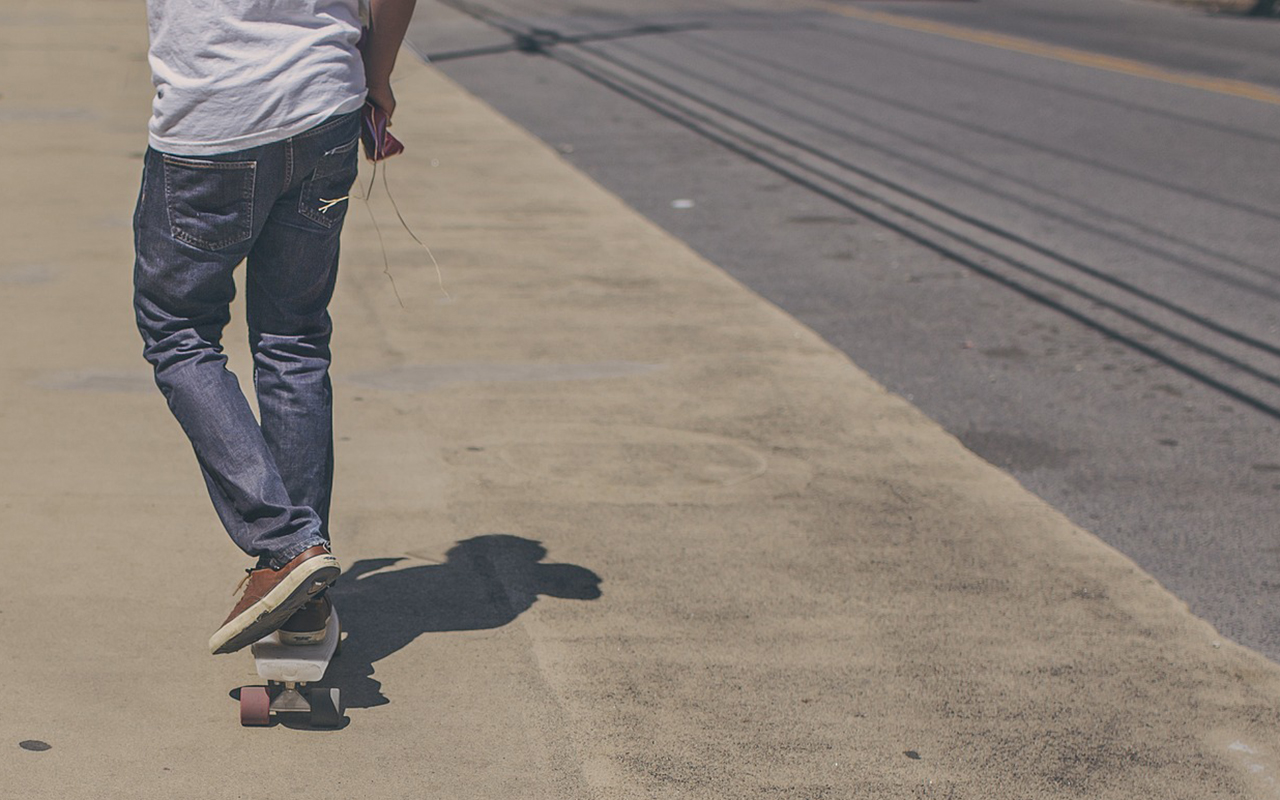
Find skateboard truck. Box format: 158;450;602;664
238;608;343;728
239;681;342;728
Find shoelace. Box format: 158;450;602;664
231;566;260;596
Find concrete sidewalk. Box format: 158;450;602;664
4;1;1280;797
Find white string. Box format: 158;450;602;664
357;159;405;308
381;164;450;300
354;156;449;306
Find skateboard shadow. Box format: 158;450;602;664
325;534;602;709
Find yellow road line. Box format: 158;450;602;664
817;2;1280;106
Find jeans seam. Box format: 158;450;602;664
321;137;359;160
292;110;359;141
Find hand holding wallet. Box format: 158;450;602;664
360;101;404;162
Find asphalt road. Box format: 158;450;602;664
405;0;1280;660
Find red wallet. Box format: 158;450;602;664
361;101;404;162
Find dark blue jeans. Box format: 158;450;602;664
133;111;361;568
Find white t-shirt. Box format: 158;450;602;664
146;0;368;155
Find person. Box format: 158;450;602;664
132;0;418;655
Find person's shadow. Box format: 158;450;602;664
326;534;602;709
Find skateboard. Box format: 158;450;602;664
238;608;343;727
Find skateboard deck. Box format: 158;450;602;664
238;608;342;727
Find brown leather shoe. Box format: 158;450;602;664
279;594;333;646
209;545;341;654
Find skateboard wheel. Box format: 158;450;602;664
309;687;342;728
240;686;271;727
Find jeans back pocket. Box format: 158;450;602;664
162;155;256;251
298;137;360;229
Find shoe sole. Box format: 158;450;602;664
209;554;340;655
